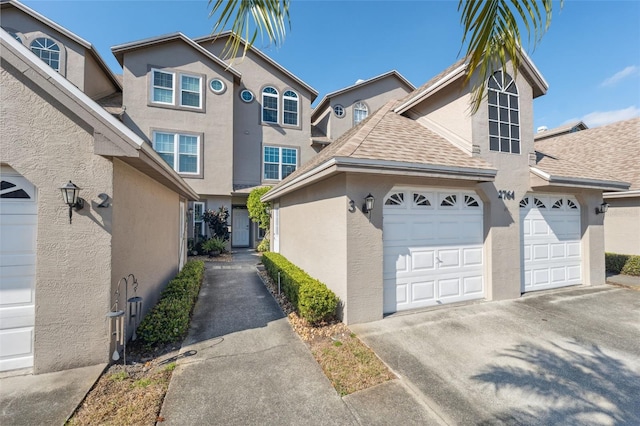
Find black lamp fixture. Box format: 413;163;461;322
595;202;609;215
362;193;375;218
60;181;84;224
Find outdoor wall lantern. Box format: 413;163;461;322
265;205;271;216
60;181;85;224
595;202;609;215
362;193;375;218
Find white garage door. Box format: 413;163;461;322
0;173;37;372
521;194;581;292
383;188;484;314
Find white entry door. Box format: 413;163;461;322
0;172;37;372
521;194;581;292
232;207;250;247
383;188;484;314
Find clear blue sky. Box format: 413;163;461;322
22;0;640;130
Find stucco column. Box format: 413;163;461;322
576;192;606;286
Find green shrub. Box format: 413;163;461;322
621;256;640;276
202;237;226;254
137;260;205;347
262;252;338;324
605;253;629;274
257;238;270;252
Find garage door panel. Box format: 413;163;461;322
384;251;409;277
551;267;567;283
438;249;460;268
411;250;435;272
567;265;581;281
463;276;483;295
532;219;549;235
550;243;566;259
411;221;436;241
463;248;483;266
437;221;459;241
438;278;461;298
0;271;34;305
0;327;33;358
0;305;35;328
533;244;549;260
411;281;435;302
567;242;580;257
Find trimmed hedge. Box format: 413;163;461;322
605;253;640;276
262;252;338;324
137;260;205;347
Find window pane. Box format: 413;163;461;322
282;148;297;165
509;95;518;109
500;138;510;152
181;76;199;91
154;88;172;103
283;112;297;125
179;154;198;173
179;135;198;154
263;109;278;123
264;147;279;163
510;110;519;124
499;107;508;121
498;92;508;106
264;164;279;180
263;96;278;109
500;123;510;137
489;121;499;137
181;91;200;107
159;152;174;168
282;164;296;179
511;125;520;139
511;140;520;154
154;133;174;152
488;106;498;120
490;137;500;151
154;71;172;88
488;91;497;105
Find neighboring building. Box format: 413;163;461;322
534;120;588;141
263;53;631;324
535;118;640;255
111;31;319;249
311;71;415;148
1;22;197;375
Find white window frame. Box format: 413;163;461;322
179;73;202;108
488;71;520;154
262;86;279;124
151;69;175;105
282;90;299;126
193;202;205;238
30;37;60;72
263;146;298;181
152;131;201;175
353;101;369;125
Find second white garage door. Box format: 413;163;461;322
383;188;484;314
521;194;581;292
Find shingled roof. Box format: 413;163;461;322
534;118;639;190
263;101;496;201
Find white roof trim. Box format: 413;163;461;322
193;32;317;98
603;190;640;199
393;63;467;114
1;29;198;199
111;32;241;79
530;167;630;191
2;0;122;91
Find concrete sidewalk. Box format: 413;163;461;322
0;363;105;426
606;272;640;289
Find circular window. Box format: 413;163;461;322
209;78;225;94
333;105;345;118
240;89;254;103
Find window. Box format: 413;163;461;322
334;105;345;118
488;71;520;154
9;32;21;43
353;101;368;125
152;131;200;175
283;90;299;126
262;87;279;123
180;74;201;108
193;202;205;238
209;78;225;94
263;146;297;180
240;89;254;102
152;69;174;104
30;37;60;71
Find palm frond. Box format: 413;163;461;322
208;0;290;63
458;0;556;113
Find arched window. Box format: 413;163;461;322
488;71;519;154
30;37;60;72
282;90;299;126
353;101;368;125
262;86;279;124
8;31;21;43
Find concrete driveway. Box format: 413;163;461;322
351;285;640;425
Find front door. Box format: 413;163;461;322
232;207;250;247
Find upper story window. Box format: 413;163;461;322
488;71;520;154
152;69;174;104
30;37;60;71
353;101;368;125
334;105;345;118
263;146;297;180
8;31;21;42
282;90;299;126
262;86;279;123
153;131;201;175
180;74;202;108
240;89;254;102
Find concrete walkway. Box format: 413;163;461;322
0;363;105;426
607;272;640;289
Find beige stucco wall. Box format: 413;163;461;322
121;41;235;196
277;175;349;314
83;52;118;100
111;159;183;343
198;39;315;189
1;61;113;373
603;197;640;255
1;7;86;90
324;79;413;141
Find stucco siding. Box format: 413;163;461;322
111;159;182;340
121;41;235;196
604;198;640;255
1;61;113;373
83;51;118;100
277;175;348;312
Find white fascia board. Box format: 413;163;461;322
334;157;496;180
1;30;197;199
393;64;467;114
517;48;549;95
603;190;640;199
530;167;630;191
